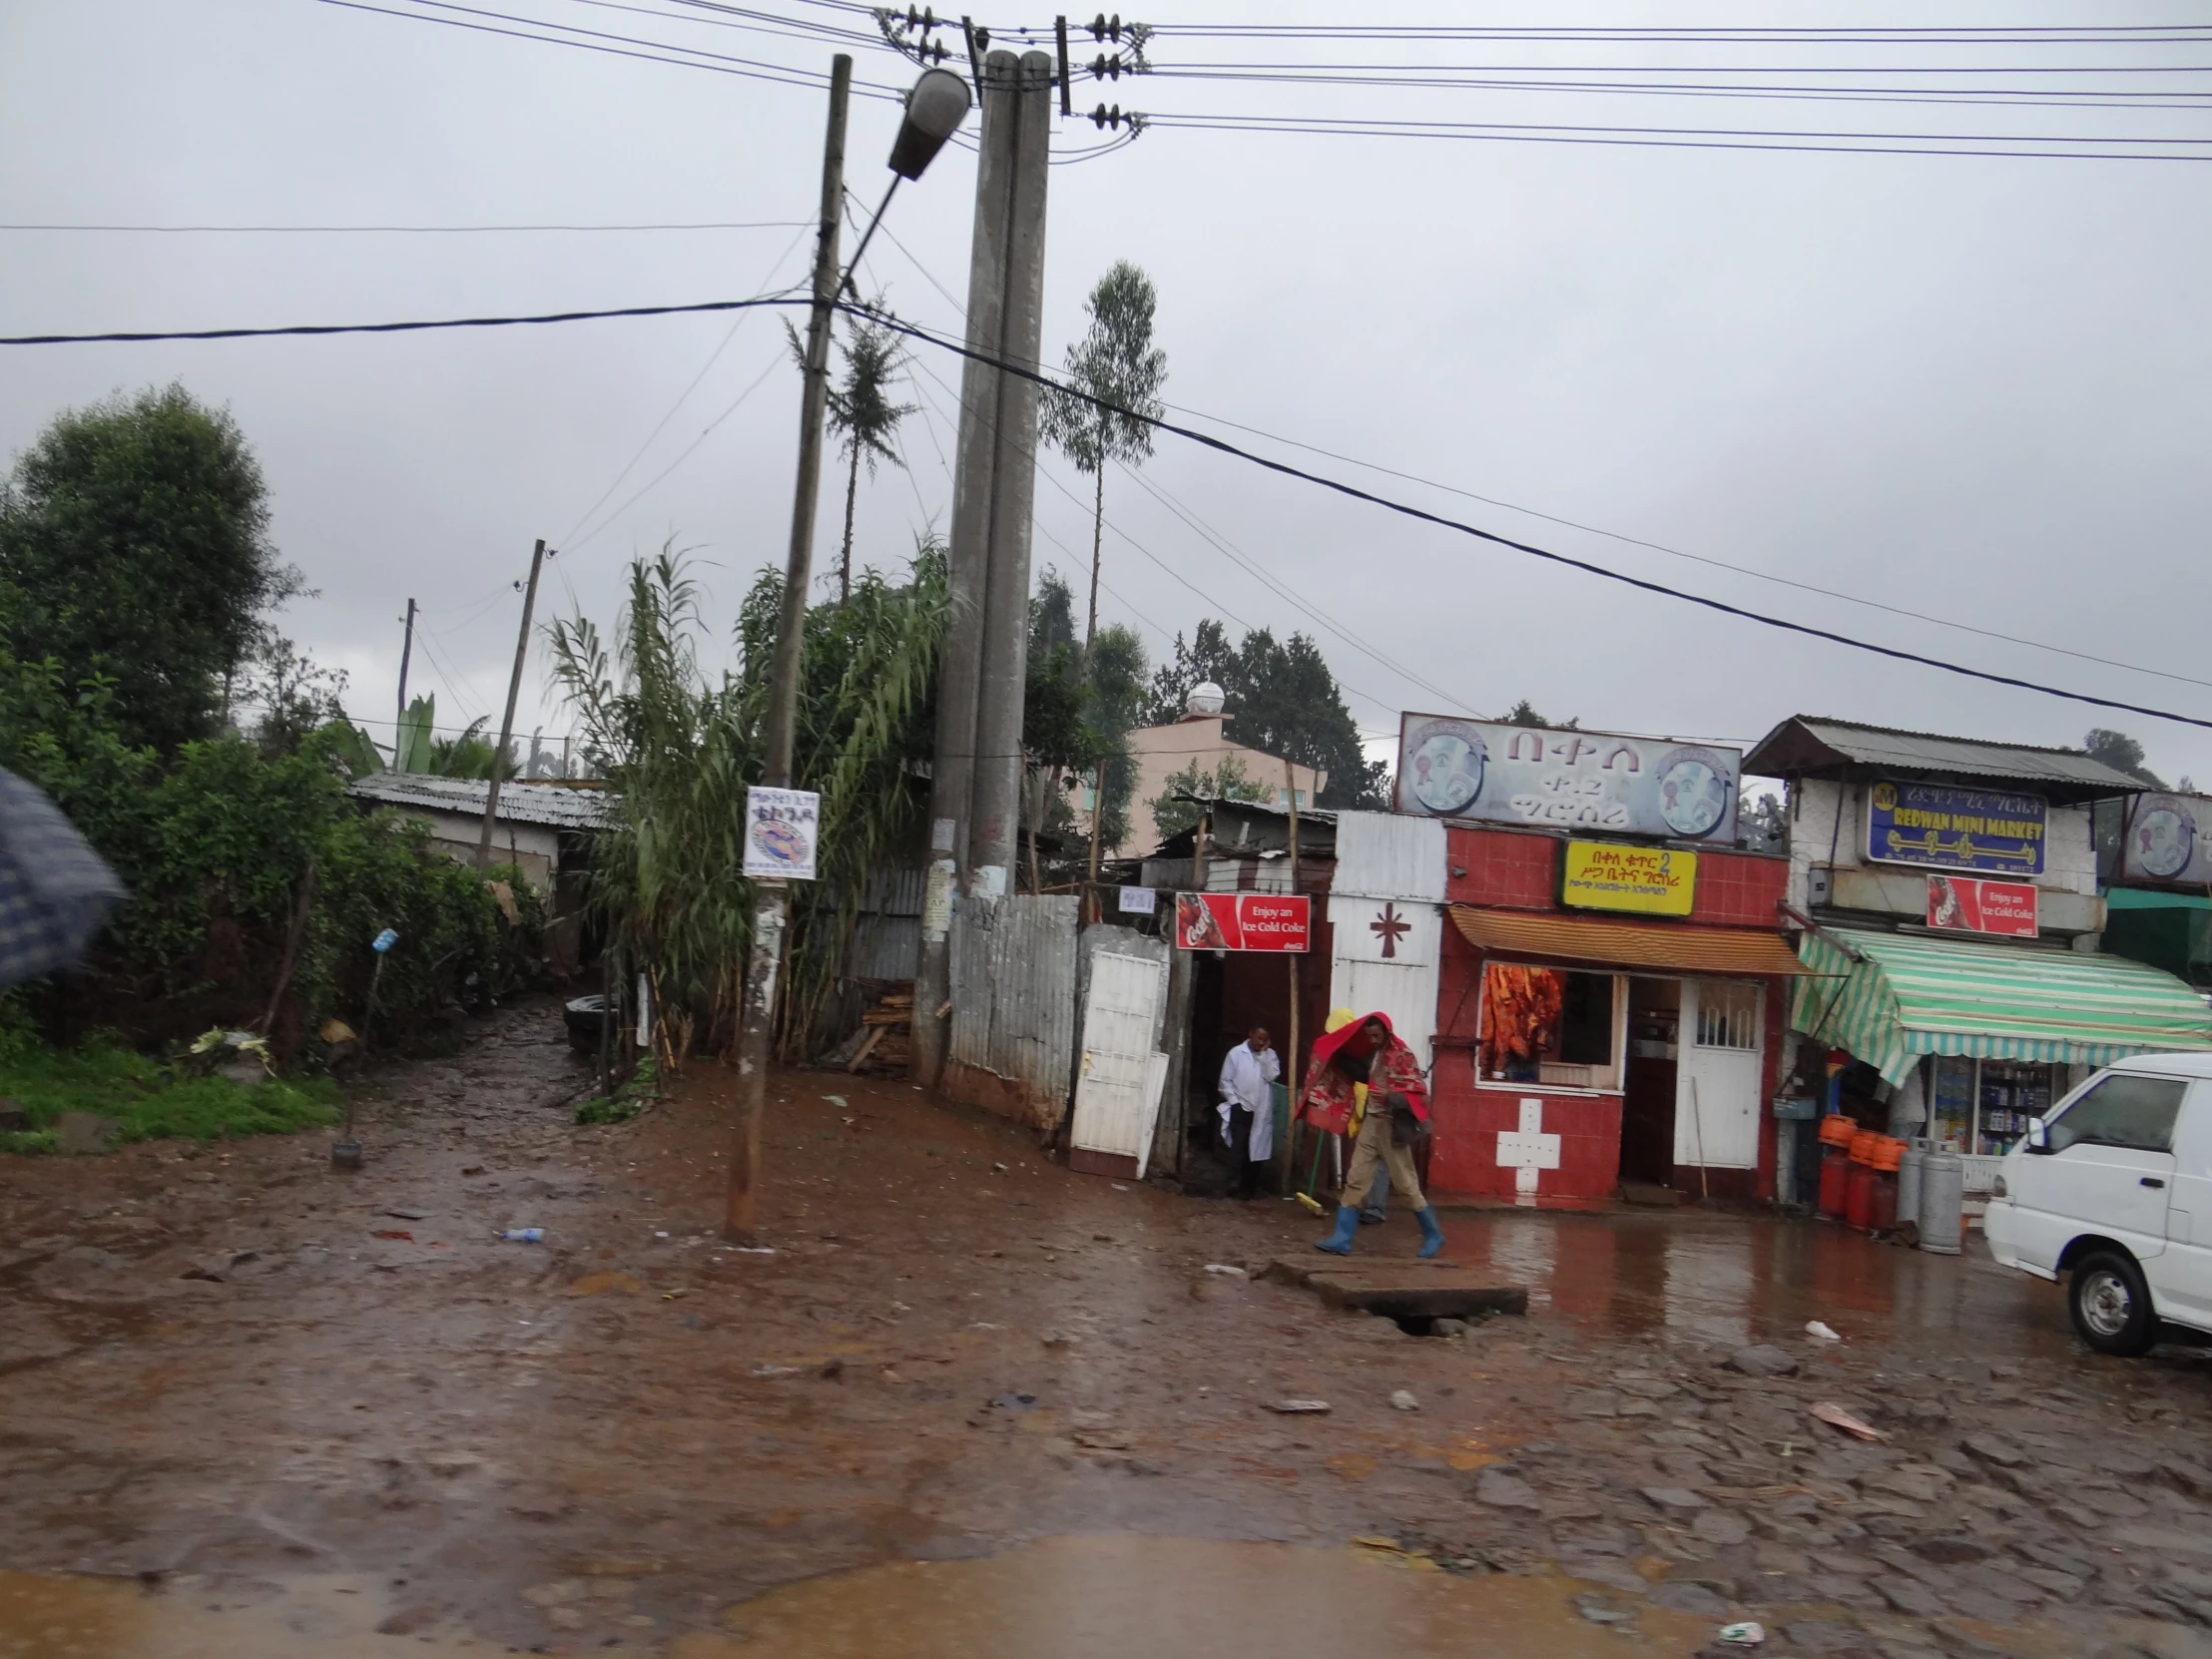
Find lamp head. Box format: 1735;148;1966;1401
888;66;971;180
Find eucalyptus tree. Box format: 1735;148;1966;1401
1040;261;1168;652
794;306;917;602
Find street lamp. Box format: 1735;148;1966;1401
889;66;973;180
844;66;972;294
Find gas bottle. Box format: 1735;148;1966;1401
1919;1149;1964;1255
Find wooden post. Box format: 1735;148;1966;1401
476;539;546;868
726;55;851;1244
1283;756;1301;1197
1085;763;1104;924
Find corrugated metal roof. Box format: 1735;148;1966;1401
1154;797;1339;859
348;774;615;830
1745;717;2143;796
1450;905;1815;976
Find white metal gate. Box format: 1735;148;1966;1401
1070;951;1171;1177
1676;979;1763;1169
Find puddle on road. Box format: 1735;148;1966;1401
1438;1208;2079;1355
673;1535;1712;1659
0;1569;637;1659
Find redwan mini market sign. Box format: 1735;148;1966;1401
1560;839;1698;917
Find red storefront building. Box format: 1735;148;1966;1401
1394;715;1810;1206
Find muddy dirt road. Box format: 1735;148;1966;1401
7;995;2212;1657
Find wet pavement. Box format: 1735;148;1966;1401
7;994;2212;1656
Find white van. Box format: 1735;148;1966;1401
1984;1052;2212;1356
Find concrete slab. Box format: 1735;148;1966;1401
1264;1257;1529;1321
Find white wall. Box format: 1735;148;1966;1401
410;808;560;890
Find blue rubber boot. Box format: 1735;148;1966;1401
1416;1206;1446;1260
1314;1205;1359;1256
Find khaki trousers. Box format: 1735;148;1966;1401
1341;1103;1427;1213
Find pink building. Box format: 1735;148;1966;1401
1079;683;1327;857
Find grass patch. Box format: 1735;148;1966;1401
0;1028;339;1151
574;1052;661;1125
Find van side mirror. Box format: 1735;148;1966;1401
2024;1116;2052;1155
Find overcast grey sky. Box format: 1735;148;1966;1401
4;2;2208;786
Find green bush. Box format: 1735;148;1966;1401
0;1022;338;1149
574;1051;660;1124
0;668;541;1050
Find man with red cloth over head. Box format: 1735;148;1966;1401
1301;1011;1445;1259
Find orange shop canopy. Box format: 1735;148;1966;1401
1449;906;1817;977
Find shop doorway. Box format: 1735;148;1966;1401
1620;977;1681;1188
1678;979;1764;1171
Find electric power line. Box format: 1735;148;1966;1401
319;0;2212;161
12;284;2211;733
568;346;789;552
558;221;814;545
0;292;800;345
1139;111;2212;164
316;0;914;98
854;300;2212;735
0;219;815;234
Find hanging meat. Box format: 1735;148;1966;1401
1479;962;1564;1076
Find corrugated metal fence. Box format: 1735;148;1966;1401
943;893;1079;1129
846;864;926;981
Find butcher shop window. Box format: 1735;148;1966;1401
1477;962;1622;1091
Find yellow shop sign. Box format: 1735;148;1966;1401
1561;839;1697;916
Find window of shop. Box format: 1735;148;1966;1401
1477;962;1623;1091
1930;1056;2065;1156
1694;982;1762;1051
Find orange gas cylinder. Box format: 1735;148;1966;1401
1869;1167;1900;1232
1818;1146;1853;1219
1818;1114;1860;1151
1845;1134;1878;1230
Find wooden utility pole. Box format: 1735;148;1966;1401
1085;763;1104;923
476;542;544;868
725;55;851;1245
395;597;416;737
1283;755;1301;1196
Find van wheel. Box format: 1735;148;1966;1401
2069;1250;2157;1357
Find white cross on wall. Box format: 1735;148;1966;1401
1494;1097;1562;1207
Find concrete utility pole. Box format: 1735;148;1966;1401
725;54;851;1244
476;541;545;868
914;47;1055;1084
395;597;416;737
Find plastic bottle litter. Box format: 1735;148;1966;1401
498;1228;544;1243
1203;1263;1248;1278
1805;1320;1842;1342
1715;1622;1766;1647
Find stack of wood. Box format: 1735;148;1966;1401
845;983;913;1074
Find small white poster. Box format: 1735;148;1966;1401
921;858;954;941
1117;885;1157;915
743;786;821;880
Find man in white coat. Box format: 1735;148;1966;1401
1218;1025;1280;1201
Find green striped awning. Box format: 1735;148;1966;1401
1791;926;2212;1085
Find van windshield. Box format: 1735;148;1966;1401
2046;1073;2188;1156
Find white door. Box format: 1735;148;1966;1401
2158;1082;2212;1328
1676;979;1763;1170
1070;951;1169;1173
